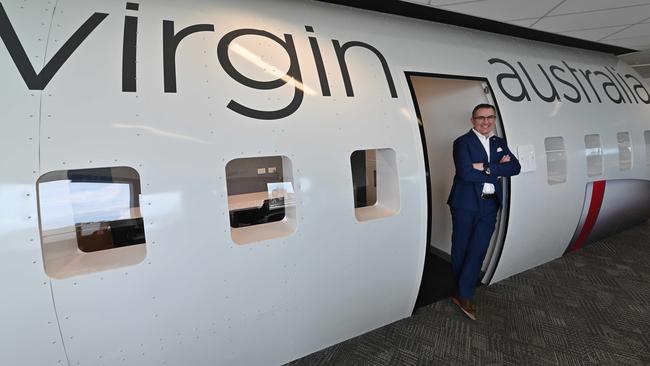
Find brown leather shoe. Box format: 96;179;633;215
452;295;476;320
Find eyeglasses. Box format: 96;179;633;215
472;115;497;122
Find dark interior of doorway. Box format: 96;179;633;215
414;251;487;310
414;252;455;309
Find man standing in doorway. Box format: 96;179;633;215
447;103;520;320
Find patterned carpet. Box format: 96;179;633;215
287;222;650;365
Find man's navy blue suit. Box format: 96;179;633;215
447;129;520;300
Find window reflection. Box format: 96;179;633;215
37;167;146;278
584;134;603;177
226;156;296;244
40;181;132;231
617;132;632;171
544;137;567;185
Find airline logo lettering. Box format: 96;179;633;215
1;2;648;122
489;58;650;105
0;2;397;120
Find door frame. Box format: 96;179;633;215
404;71;512;285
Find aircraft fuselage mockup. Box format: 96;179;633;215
1;0;649;365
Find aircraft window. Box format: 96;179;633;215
226;156;296;245
544;137;567;185
350;148;400;221
584;134;603;177
645;131;650;165
37;167;146;279
617;132;632;171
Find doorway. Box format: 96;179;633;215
406;73;511;309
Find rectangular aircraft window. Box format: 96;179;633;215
645;131;650;165
617;132;632;171
544;137;567;185
37;167;146;279
350;148;400;221
584;134;603;177
226;156;296;245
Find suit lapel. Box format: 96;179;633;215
489;136;498;163
468;130;489;161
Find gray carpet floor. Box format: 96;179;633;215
287;221;650;365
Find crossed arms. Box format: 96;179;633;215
452;138;521;183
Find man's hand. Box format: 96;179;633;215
500;155;511;163
472;163;484;171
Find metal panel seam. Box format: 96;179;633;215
49;280;71;366
42;1;71;365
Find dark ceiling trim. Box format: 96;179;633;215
315;0;636;55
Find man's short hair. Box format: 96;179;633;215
472;103;496;117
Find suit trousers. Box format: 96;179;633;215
450;198;498;300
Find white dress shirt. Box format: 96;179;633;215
471;128;496;194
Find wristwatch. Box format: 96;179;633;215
483;162;490;175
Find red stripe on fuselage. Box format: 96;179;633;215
570;180;606;252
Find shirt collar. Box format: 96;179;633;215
472;128;494;141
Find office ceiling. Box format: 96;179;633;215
402;0;650;51
401;0;650;78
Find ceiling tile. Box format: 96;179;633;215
438;0;561;22
603;36;650;51
549;0;650;16
603;22;650;40
559;26;629;42
395;0;650;52
533;5;650;33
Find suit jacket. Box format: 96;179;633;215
447;129;521;211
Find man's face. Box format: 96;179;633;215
471;107;496;136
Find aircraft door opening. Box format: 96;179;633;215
406;74;511;307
